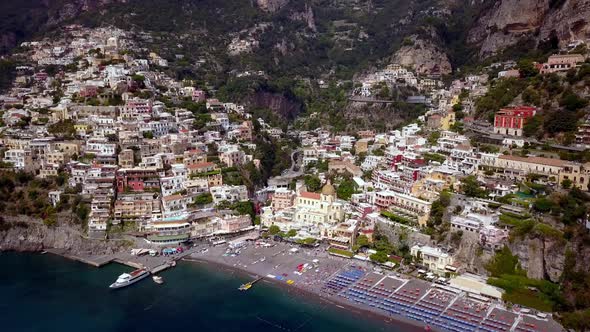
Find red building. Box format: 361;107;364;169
493;106;536;137
80;85;98;98
116;168;160;193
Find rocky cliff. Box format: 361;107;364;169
468;0;590;57
256;0;290;13
508;236;567;282
392;37;452;76
0;217;126;255
249;90;303;121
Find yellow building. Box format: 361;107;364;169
558;162;590;190
440;111;456;131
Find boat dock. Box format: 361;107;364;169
46;246;197;274
239;276;263;291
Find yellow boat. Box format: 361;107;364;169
238;277;262;291
239;283;252;291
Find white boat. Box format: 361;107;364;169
152;275;164;284
109;268;149;289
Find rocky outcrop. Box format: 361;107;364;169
392;37;452;76
289;3;317;32
0;217;126;255
248;90;303;121
256;0;290;13
468;0;590;57
508;236;566;282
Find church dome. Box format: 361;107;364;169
321;181;336;196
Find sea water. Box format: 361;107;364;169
0;252;414;332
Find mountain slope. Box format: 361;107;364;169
468;0;590;57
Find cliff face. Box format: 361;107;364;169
508;236;566;282
468;0;590;57
0;217;126;255
256;0;290;13
392;38;452;75
248;90;303;121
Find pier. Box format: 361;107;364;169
46;246;199;274
239;276;263;291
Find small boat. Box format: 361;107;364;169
40;251;48;255
238;283;253;291
170;261;177;267
152;275;164;284
109;268;149;289
238;277;262;291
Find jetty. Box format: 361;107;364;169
239;276;262;291
46;246;197;274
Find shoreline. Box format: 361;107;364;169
15;245;432;331
183;256;428;332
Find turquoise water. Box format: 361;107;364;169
0;252;415;332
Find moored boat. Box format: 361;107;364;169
152;275;164;284
109;268;149;289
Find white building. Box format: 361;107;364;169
210;185;248;204
411;245;454;275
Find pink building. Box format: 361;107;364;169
493;106;536;136
479;225;509;250
271;189;296;211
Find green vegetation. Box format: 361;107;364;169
296;237;317;245
336;178;356;200
486;247;561;312
428;191;451;227
370;250;390;263
192;193;213;205
328;247;354;258
475;78;527;120
489;275;559;312
0;171;87;227
461;176;489;198
380;210;413;225
304;175;322;192
268;225;280;235
424;152;446;164
48;120;77;139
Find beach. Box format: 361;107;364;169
184;241;428;332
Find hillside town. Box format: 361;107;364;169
1;25;590;332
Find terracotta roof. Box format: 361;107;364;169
300;191;321;200
498;154;567;167
163;194;183;201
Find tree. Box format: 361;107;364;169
560;89;588;111
544;109;577;134
356;234;370;248
485;246;525;277
428;131;441;145
370;251;389;263
517;59;539;78
337;178;356;200
523;114;543;137
268;225;280;235
533;197;554;212
304;175;322;192
561;178;573;189
193;193;213;205
286;229;297;237
461;176;488;198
